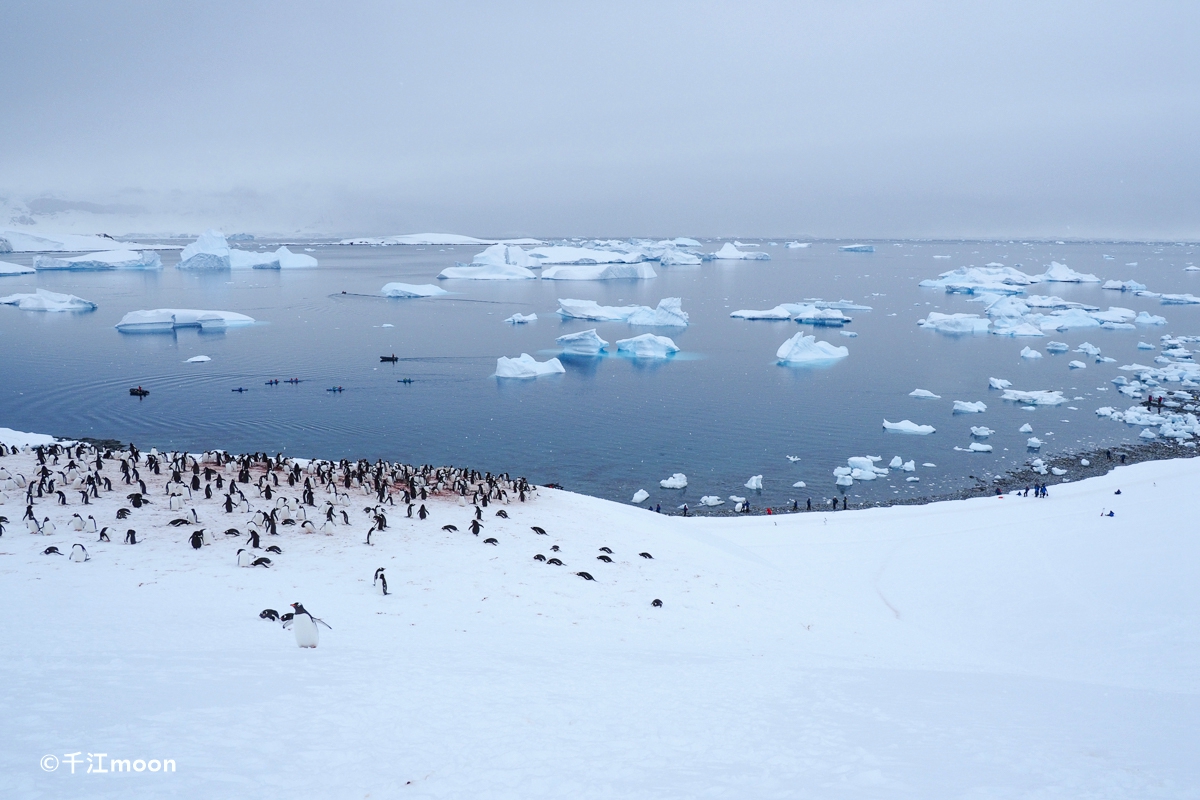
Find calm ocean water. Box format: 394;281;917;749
2;239;1197;510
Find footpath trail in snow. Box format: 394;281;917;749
1;432;1197;798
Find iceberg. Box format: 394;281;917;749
839;244;875;253
631;489;650;504
786;241;811;248
504;313;537;324
33;249;161;271
990;321;1045;337
1020;423;1034;433
1001;389;1066;405
273;246;318;269
776;333;849;364
0;229;163;253
660;473;688;489
340;233;544;246
557;297;688;327
971;426;994;437
494;353;565;379
381;283;448;298
909;389;941;399
711;243;770;260
471;244;534;268
882;419;935;435
1069;360;1086;369
782;304;852;326
186;355;211;363
700;496;724;506
889;456;904;468
114;309;255;332
968;443;994;452
1027;437;1043;449
229;249;279;269
658;238;701;248
556;329;608;355
1137;342;1156;350
528;246;647;266
988;378;1012;390
540;263;658;280
615;333;679;358
1103;280;1147;292
1042;262;1100;282
659;249;703;266
438;264;537;280
0;260;35;276
953;401;987;414
1075;342;1102;356
744;475;763;490
920;265;1041;294
177;230;232;270
0;288;96;312
1045;341;1069;353
1159;294;1200;304
1136;311;1167;325
1020;347;1043;359
918;312;990;333
731;306;793;320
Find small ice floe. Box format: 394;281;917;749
883;420;935;434
731;306;792;320
0;288;96;312
1136;311;1167;325
910;389;941;399
0;260;35;276
1075;342;1102;356
1027;437;1043;449
1186;265;1200;272
776;333;848;364
923;462;937;467
631;489;650;503
729;495;747;505
700;496;724;506
1140;429;1158;439
792;481;806;488
786;242;811;249
1046;341;1069;353
1042;262;1100;282
744;475;763;490
833;456;888;486
494;354;565;378
1001;389;1066;405
1020;423;1034;433
1051;467;1068;476
1020;347;1043;359
557;297;689;327
556;329;608;355
889;456;904;468
711;243;770;260
918;312;990;333
1137;342;1156;350
34;249;162;271
381;323;394;328
988;378;1012;390
1069;360;1086;369
840;330;858;337
616;334;679;358
967;443;993;452
953;401;987;414
439;263;537;280
660;473;688;489
185;355;211;363
540;263;658;280
504;313;537;324
786;455;801;462
907;476;920;482
1097;356;1116;363
971;426;994;437
902;460;916;471
1102;280;1147;292
115;309;254;332
784;304;853;326
839;244;875;253
381;283;448;298
529;245;650;266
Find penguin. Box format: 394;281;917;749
546;558;563;566
373;567;388;595
365;527;375;546
533;554;546;561
260;609;280;621
550;545;559;552
26;518;41;534
189;507;200;523
639;552;653;559
265;545;282;554
251;557;272;567
279;612;294;624
42;518;56;536
406;503;414;518
224;527;241;536
469;519;483;536
189;531;204;550
69;514;85;531
169;518;190;527
116;508;131;519
70;543;90;562
124;529;137;544
300;520;316;533
86;515;97;533
596;555;613;563
43;546;63;555
340;510;350;525
283;603;331;648
246;529;261;549
599;547;612;554
575;572;595;581
237;548;255;567
98;527;110;542
56;490;67;505
441;524;458;532
473;505;483;521
495;509;508;519
417;504;428;520
483;537;498;546
531;526;547;536
652;599;663;607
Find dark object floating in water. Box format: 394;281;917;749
398;378;414;384
380;355;399;363
129;387;149;397
265;379;279;385
285;378;301;384
232;387;248;393
543;483;564;490
326;386;344;393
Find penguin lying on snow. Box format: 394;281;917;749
265;545;282;554
495;510;508;519
652;599;663;607
441;524;457;532
596;555;613;563
116;508;131;520
260;609;280;621
599;547;612;554
639;552;653;559
224;528;241;536
283;603;331;648
550;545;559;552
168;518;190;527
483;537;498;546
70;543;90;562
533;554;546;562
373;567;388;595
43;546;63;555
546;558;563;566
531;526;547;535
576;571;595;581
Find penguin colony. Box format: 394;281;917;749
1;439;667;649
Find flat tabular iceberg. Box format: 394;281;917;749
883;419;935;434
968;442;993;452
953;401;987;414
438;264;537;280
909;389;941;399
34;249;161;271
0;260;35;276
776;333;848;364
920;265;1040;294
784;304;852;326
711;243;770;260
186;355;211;363
1001;389;1066;405
177;230;232;270
540;263;658;280
731;306;793;320
1069;360;1086;369
528;246;647;266
839;244;875;253
660;473;687;489
381;283;448;298
504;313;537;324
0;288;96;311
556;329;608;355
494;354;565;379
557;297;688;327
241;246;318;269
615;334;679;358
919;312;990;333
115;309;255;332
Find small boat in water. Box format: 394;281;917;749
129;387;149;397
380;355;399;363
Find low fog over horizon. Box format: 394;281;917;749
2;1;1197;240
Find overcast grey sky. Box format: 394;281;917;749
2;1;1197;238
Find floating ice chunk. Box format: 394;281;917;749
177;230;232;270
1103;279;1147;292
1051;467;1067;476
1019;423;1034;433
906;476;920;482
902;460;916;472
660;473;688;489
988;378;1012;390
659;249;703;266
1159;293;1200;304
381;324;394;328
1027;437;1043;448
472;244;534;268
1042;261;1100;282
1001;389;1066;405
776;333;849;364
0;288;96;311
910;389;941;399
541;263;658;280
615;333;680;358
114;308;255;332
1046;341;1069;353
967;442;993;452
991;321;1045;337
631;489;649;504
792;481;806;487
699;495;724;506
0;260;34;276
34;249;162;271
786;242;811;248
712;243;770;260
1020;347;1043;359
557;297;688;326
1140;429;1157;439
918;312;990;333
729;495;747;503
1136;311;1167;325
627;298;689;326
1069;360;1086;369
556;329;608;355
744;475;763;490
273;246;318;269
1081;458;1090;466
528;246;647;266
185;355;211;363
731;306;793;320
923;462;937;467
381;282;449;298
1074;343;1101;357
840;330;858;337
1090;307;1136;324
970;426;994;437
494;353;565;379
839;244;875;253
228;249;279;269
438;263;537;280
882;419;935;434
889;456;904;468
783;304;852;326
953;401;987;413
1137;342;1156;350
920;265;1041;293
504;313;537;324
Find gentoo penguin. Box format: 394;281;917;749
417;504;428;520
86;515;97;533
531;526;547;536
638;552;653;559
116;508;131;519
124;529;137;544
189;507;200;523
599;547;613;554
70;543;90;562
246;529;261;549
473;505;482;521
406;503;414;518
43;546;63;555
441;524;457;532
596;555;613;563
265;545;282;554
365;527;375;546
283;603;331;648
69;514;85;531
237;548;255;567
546;557;563;566
189;530;205;549
251;557;272;567
42;518;56;535
260;609;280;621
373;567;388;595
300;520;316;533
533;554;546;561
495;509;508;518
575;571;595;581
98;528;110;542
26;518;41;534
483;537;498;546
550;545;559;552
469;519;483;536
652;599;663;607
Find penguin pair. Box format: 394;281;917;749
373;567;388;596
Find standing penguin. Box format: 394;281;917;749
69;543;90;562
237;548;255;567
373;567;388;595
283;602;331;648
189;530;204;550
